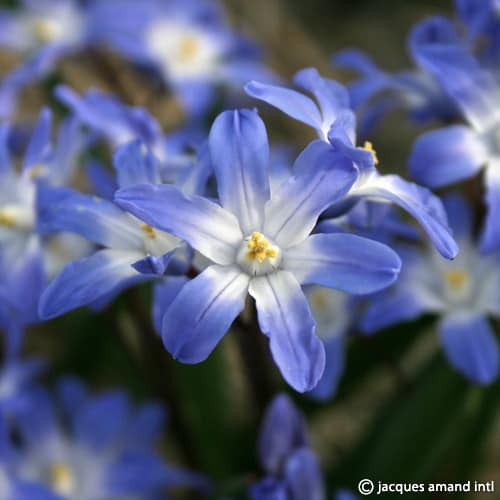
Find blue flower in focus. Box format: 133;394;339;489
361;195;500;384
244;69;458;260
95;0;274;118
250;394;325;500
306;201;420;401
115;109;401;392
38;140;192;320
408;16;500;253
2;377;206;499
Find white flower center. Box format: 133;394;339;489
50;462;76;496
32;18;65;43
237;231;282;276
307;287;349;339
145;20;220;80
140;223;181;256
0;204;35;231
443;268;471;302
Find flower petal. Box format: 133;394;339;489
113;140;161;189
0;124;13;176
258;394;308;475
284;233;401;294
209;109;270;234
249;271;325;392
23;108;51;171
409;125;487;188
39;249;144;319
284;448;325;500
439;312;499;384
162;265;249;363
152;277;188;334
115;183;243;265
360;290;426;334
250;478;288;500
37;185;143;250
264;144;357;248
327;110;375;170
354;174;459;259
309;335;346;401
293;68;349;127
480;163;500;253
442;193;473;238
245;80;322;132
410;16;500;132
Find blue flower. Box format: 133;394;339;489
2;377;207;499
55;85;212;197
250;394;325;500
115;109;401;392
0;0;93;117
244;68;458;260
94;0;274;118
0;338;45;419
306;201;420;401
38;140;191;320
333;48;457;129
408;15;500;253
305;287;352;401
455;0;500;65
361;195;500;384
0;109;87;341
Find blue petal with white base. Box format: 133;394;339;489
162;265;249;363
284;233;401;294
209;109;270;234
353;175;459;259
115;184;243;265
39;249;145;319
409;125;487;188
249;271;325;393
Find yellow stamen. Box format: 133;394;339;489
141;223;156;239
444;270;469;289
363;141;379;165
33;19;62;43
50;463;74;494
0;211;16;228
179;36;200;62
28;164;48;179
246;231;278;263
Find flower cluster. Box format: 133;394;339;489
0;0;498;498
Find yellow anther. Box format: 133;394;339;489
0;211;16;228
179;35;200;61
50;463;74;494
141;223;156;239
445;270;469;290
247;231;278;263
28;164;48;179
363;141;379;165
33;18;63;43
311;289;329;311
